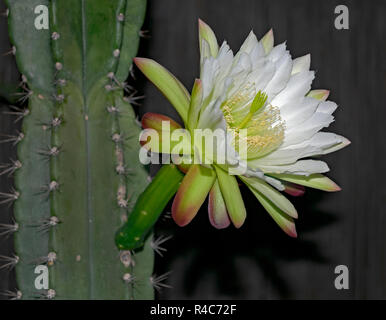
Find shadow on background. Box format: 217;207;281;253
154;188;337;299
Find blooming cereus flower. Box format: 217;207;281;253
134;19;349;237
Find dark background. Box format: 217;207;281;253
1;0;386;299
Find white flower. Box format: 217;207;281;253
196;22;349;182
134;19;350;237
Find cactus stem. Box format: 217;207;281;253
129;65;136;80
0;221;19;238
122;82;134;94
123;168;135;175
0;132;24;145
31;252;57;266
119;250;135;268
107;105;120;113
134;117;142;127
40;181;59;195
0;9;9;17
38;146;61;158
51;32;60;41
118;198;129;208
54;78;67;87
139;30;150;38
7;0;153;299
123;93;144;106
40;117;63;130
19;75;28;87
108;82;132;94
0;189;20;206
0;254;19;270
53;94;65;103
49;146;60;156
48;216;60;226
150;235;172;257
108;73;133;93
117;13;125;22
12;89;33;104
46;289;56;299
120;130;137;141
161;211;172;222
32;216;60;233
47;252;57;266
48;181;59;191
122;273;136;284
55;62;63;71
1;290;22;300
37;289;56;300
116;164;126;175
3;105;29;122
113;49;121;58
0;159;22;177
51;117;62;127
150;271;172;292
35;118;62;132
120;213;128;224
2;46;16;56
104;84;122;92
112;133;123;143
119;167;135;177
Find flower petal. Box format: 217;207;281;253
252;132;349;165
245;183;297;237
197;96;227;131
261;29;274;54
142;112;181;131
271;70;315;107
283;111;335;147
291;54;311;75
320;135;351;154
280;100;339;148
270;173;341;192
267;42;287;63
188;79;203;130
215;166;246;228
134;58;190;123
307;89;330;101
264;175;285;191
140;113;192;155
208;179;231;229
237;31;258;55
279;97;320;130
199;19;219;58
283;181;305;197
240;176;298;218
264;53;293;100
259;159;330;176
172;164;216;226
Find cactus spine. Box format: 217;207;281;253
3;0;155;299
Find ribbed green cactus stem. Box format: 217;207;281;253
3;0;156;299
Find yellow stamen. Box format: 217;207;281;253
221;86;284;159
